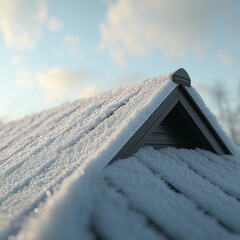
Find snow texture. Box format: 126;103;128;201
14;148;240;240
0;71;239;240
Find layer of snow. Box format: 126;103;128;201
0;72;174;238
137;147;240;234
16;147;240;240
0;70;239;239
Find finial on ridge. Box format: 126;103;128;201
172;68;191;87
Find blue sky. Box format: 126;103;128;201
0;0;240;122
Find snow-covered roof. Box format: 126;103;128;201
0;69;239;239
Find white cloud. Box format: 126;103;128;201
100;0;240;65
36;67;99;102
113;73;144;88
55;34;81;60
12;62;100;99
17;77;34;88
11;55;26;67
0;0;48;50
78;85;100;99
217;52;235;66
0;1;64;50
11;55;35;88
64;35;79;45
48;17;63;32
62;34;80;58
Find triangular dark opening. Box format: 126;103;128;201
144;102;215;152
110;85;231;165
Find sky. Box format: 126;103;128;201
0;0;240;123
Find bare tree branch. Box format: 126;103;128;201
210;81;240;146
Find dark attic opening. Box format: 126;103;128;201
144;102;214;152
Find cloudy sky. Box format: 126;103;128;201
0;0;240;122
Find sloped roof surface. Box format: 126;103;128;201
15;148;240;240
0;71;239;239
